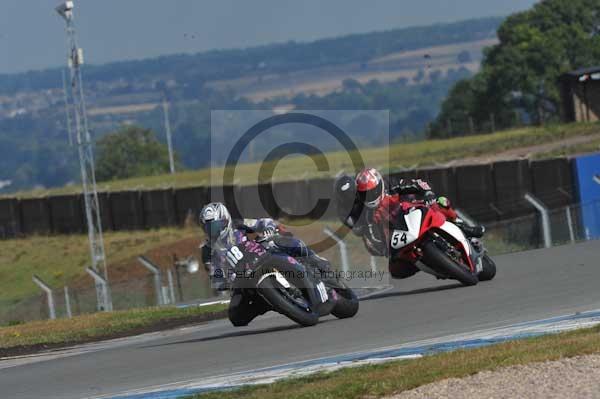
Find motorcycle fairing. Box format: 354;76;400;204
439;221;471;257
390;208;422;249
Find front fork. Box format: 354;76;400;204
469;238;485;274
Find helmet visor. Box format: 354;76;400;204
204;219;228;239
357;180;383;207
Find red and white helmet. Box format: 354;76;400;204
355;168;385;209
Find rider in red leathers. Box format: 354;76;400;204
334;168;484;279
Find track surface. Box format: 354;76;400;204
3;241;600;399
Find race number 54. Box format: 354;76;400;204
391;230;408;249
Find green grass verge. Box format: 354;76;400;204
534;136;600;159
0;304;227;354
0;227;200;310
7;122;600;198
189;324;600;399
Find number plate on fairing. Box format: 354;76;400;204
390;209;422;249
316;281;329;303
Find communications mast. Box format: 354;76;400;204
56;1;112;311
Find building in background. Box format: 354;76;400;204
561;66;600;122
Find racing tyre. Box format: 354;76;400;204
478;254;497;281
330;281;359;319
257;275;319;327
421;241;478;286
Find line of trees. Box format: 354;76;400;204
430;0;600;138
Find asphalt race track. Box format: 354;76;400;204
2;240;600;399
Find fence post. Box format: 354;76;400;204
86;267;113;311
167;269;176;304
565;206;575;244
138;256;164;306
323;227;349;274
370;256;377;273
64;286;72;318
32;275;56;320
524;193;552;248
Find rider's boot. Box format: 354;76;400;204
456;220;485;238
462;224;485;238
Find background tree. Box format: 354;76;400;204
95;126;176;181
431;0;600;138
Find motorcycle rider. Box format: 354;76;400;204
335;168;484;278
199;202;329;326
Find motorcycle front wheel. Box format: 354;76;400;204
421;241;478;286
329;280;359;319
478;254;497;281
257;275;319;327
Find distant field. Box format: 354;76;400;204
7;122;600;199
208;38;493;102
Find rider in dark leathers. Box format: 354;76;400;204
200;202;329;326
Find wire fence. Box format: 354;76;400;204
3;199;600;325
0;267;214;325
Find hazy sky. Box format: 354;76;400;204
0;0;538;74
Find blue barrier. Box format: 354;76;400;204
574;153;600;238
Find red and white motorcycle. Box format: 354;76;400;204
386;201;496;286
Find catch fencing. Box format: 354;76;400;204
0;157;577;239
4;198;599;325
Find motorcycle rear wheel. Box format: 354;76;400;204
421;241;478;286
257;275;319;327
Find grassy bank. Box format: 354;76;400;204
0;218;530;325
0;227;200;312
0;304;227;357
535;136;600;159
190;324;600;399
7;122;600;198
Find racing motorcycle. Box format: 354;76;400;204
388;200;496;286
220;235;359;327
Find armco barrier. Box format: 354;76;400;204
235;184;271;219
419;167;457;204
257;183;280;218
454;164;496;222
109;191;144;230
0;198;20;238
493;160;533;218
20;198;52;235
48;195;83;234
0;156;583;239
530;158;574;208
98;192;115;231
141;189;176;228
306;177;336;220
272;180;310;218
174;186;209;224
